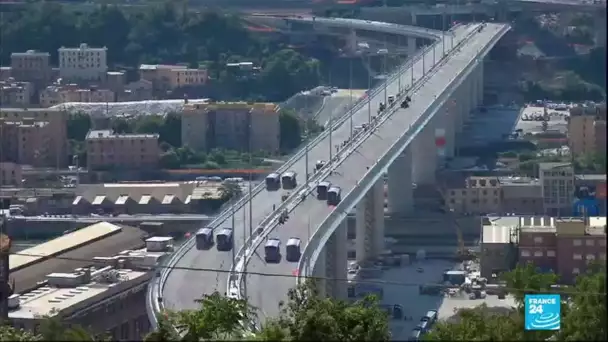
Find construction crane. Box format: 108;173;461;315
451;211;475;262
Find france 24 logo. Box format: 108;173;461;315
525;294;561;331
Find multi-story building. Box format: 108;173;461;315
0;108;69;168
480;220;517;279
139;64;208;93
517;216;558;273
58;44;108;82
39;84;115;107
10;50;52;86
0;119;53;167
0;67;11;81
555;217;606;284
500;176;543;215
0;80;34;107
483;216;606;284
444;176;502;214
86;130;160;170
116;80;153;102
568;103;607;158
539;162;575;216
182;102;280;153
0;162;23;186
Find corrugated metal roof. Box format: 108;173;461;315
10;222;121;271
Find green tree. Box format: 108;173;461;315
279;109;302;152
218;182;243;201
67;112;92;141
135;115;164;135
159;112;182;147
110;117;134;134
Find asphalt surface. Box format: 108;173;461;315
162;22;505;318
244;24;507;321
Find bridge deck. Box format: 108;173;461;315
244;23;508;321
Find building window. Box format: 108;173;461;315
573;239;582;246
573;253;583;260
586;254;595;261
534;236;543;244
585;239;594;246
347;250;356;259
520;250;531;257
547;250;556;257
572;267;580;274
534;251;543;257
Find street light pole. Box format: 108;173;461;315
367;55;372;123
328;68;333;161
383;35;388;106
349;57;353;139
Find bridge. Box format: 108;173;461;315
147;17;509;331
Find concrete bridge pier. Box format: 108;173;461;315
312;244;327;298
412;124;437;185
321;220;348;300
355;179;385;263
347;29;358;55
387;147;413;217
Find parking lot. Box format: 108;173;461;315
369;259;516;340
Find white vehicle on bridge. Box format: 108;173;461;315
216;228;234;251
316;181;332;200
285;237;302;262
281;171;298;190
195;227;214;250
264;238;282;263
265;173;281;191
315;160;326;171
327;186;342;206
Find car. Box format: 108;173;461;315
417;267;424;273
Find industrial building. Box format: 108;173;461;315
9;222;148;293
7;227;173;340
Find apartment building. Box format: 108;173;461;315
0;79;34;107
539;162;575;216
139;64;208;93
0;162;23;187
0;119;53;167
568;103;607;157
555;217;606;284
58;44;108;81
40;84;115;107
182;102;280;153
86;130;160;170
480;221;517;279
10;50;52;85
0;108;69;168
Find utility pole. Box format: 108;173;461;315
242;196;247;301
328;68;333;161
367;55;372;123
231;202;236;266
383;35;388;106
305;127;309;183
349;57;353;138
397;36;401;93
422;47;426;76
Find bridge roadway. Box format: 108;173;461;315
242;23;505;322
160;24;459;314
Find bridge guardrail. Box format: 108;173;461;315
296;24;511;287
226;29;454;329
149;17;474;331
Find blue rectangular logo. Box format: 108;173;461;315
525;294;561;331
